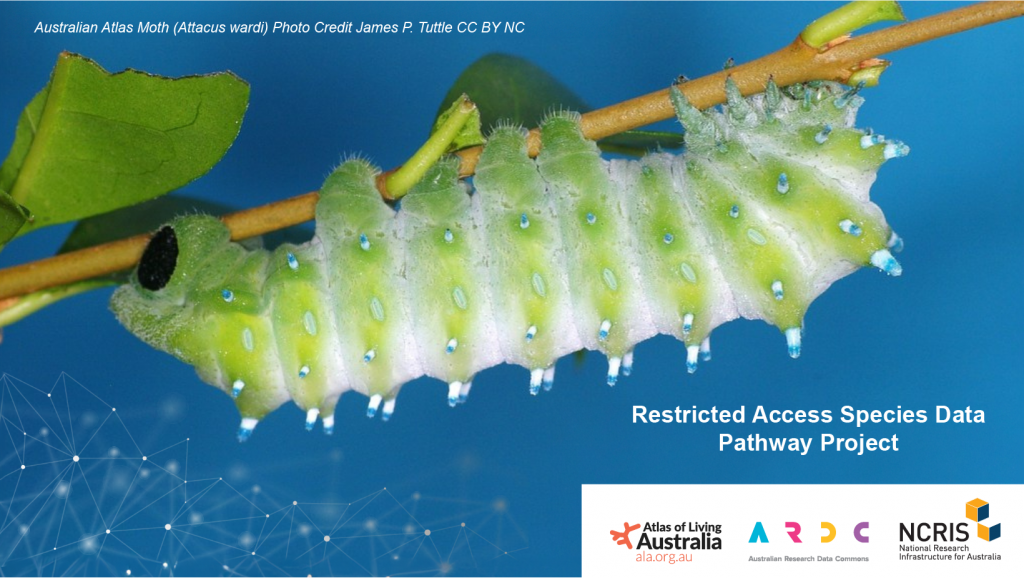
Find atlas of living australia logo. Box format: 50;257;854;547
609;520;722;564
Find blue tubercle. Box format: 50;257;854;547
686;346;699;374
870;249;903;276
815;124;833;144
777;173;789;194
785;328;802;359
883;141;910;160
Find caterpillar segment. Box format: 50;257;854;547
473;124;581;394
316;160;421;431
612;154;735;374
536;112;658;386
400;158;505;406
110;80;906;440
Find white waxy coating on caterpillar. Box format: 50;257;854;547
111;80;905;439
447;382;463;407
686;346;700;374
622;351;634;377
304;408;319;431
238;417;259;442
700;338;712;362
529;368;544;395
367;394;382;418
458;381;473;404
382;398;397;421
542;368;555;391
607;357;622;386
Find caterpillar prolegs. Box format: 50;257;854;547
111;80;906;440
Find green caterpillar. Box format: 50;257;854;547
111;79;905;441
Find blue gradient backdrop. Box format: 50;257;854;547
1;2;1022;576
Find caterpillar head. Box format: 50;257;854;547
110;215;234;364
114;215;294;430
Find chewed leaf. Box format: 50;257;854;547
0;52;249;236
431;95;485;152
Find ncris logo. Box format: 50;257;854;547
899;498;1001;543
966;499;1001;542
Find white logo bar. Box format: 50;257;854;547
582;484;1022;577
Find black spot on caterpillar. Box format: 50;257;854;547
137;226;179;292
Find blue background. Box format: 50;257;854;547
1;2;1022;576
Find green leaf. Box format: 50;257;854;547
431;94;485;152
436;53;680;156
1;52;250;237
0;89;49;196
437;53;589;133
0;190;31;245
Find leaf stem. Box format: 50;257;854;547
800;1;905;49
0;1;1021;302
381;94;477;200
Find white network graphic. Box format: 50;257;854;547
0;374;527;577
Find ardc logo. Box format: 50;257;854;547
748;521;869;543
610;522;641;549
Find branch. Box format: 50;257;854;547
0;1;1021;303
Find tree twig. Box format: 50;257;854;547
0;1;1021;302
